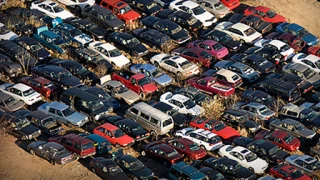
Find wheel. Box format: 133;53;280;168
249;167;254;172
29;149;35;155
133;177;138;180
315;155;320;161
154;62;160;67
67;122;73;128
92;168;96;174
141;150;146;156
115;143;120;149
150;131;157;140
239;39;245;44
73;153;79;160
312;126;318;132
50;159;56;165
313;175;319;180
152;45;157;50
200;145;206;150
111;62;116;67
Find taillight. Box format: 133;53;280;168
136;136;140;139
46;91;50;96
275;61;279;65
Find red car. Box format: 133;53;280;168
244;6;287;23
190;118;240;141
99;0;141;23
186;40;229;59
270;164;312;180
221;0;240;10
255;130;300;151
48;134;96;159
188;76;235;97
140;141;184;166
308;46;320;57
18;76;59;99
171;47;215;67
164;138;207;161
265;32;306;52
93;123;135;148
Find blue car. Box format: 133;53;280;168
276;23;319;46
85;134;112;155
130;63;172;86
33;26;67;54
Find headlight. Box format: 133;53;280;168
95;114;100;120
38;130;41;134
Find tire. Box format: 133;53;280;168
249;167;254;172
115;143;120;149
239;39;245;44
315;155;320;161
67;122;73;128
92;168;96;174
200;145;206;150
150;131;157;140
312;126;318;132
154;62;160;67
50;159;56;165
73;153;79;160
141;150;146;156
29;149;35;155
111;62;116;67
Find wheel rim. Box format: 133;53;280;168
29;149;35;155
73;153;79;160
154;62;159;67
141;151;146;156
115;144;120;148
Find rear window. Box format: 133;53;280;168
82;142;94;150
232;75;240;81
212;43;223;51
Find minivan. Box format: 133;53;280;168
255;78;301;102
125;102;174;138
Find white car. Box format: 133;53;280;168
30;0;74;19
169;0;216;27
88;41;130;69
160;92;204;116
214;22;262;44
175;127;223;151
218;145;268;174
0;83;42;105
254;39;295;60
0;23;18;41
292;53;320;73
150;53;199;79
57;0;95;11
195;0;230;18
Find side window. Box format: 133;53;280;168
140;113;150;120
131;78;137;85
294;159;304;166
150;117;159;125
48;108;56;114
129;108;139;115
74;143;81;150
66;140;73;147
57;110;63;117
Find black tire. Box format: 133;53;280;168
239;39;245;44
50;159;56;165
154;62;160;67
73;153;79;160
29;149;35;155
115;143;120;149
92;168;96;174
249;167;254;172
150;131;157;140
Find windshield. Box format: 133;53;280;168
41;117;55;127
62;107;75;117
53;37;65;45
113;129;124;138
186;17;197;25
120;5;132;14
303;68;316;79
179;61;193;69
57;71;72;80
88;100;103;109
280;44;291;52
70;28;82;37
213;122;226;131
259;106;271;115
4;96;18;106
269;146;279;155
306;160;320;171
188;143;200;151
16;118;30;129
167;149;179;158
109;49;122;57
146;2;157;9
131;125;143;131
266;10;276;18
43;82;54;89
53;6;64;13
55;147;66;155
171;26;182;35
244;28;256;36
82;142;94;150
184;99;196;109
192;6;205;15
306;111;318;121
296;28;309;36
105;14;117;21
137;77;151;86
130;160;144;171
30;44;42;52
115;85;129;94
212;43;223;51
23;88;35;96
200;51;212;60
127;37;140;47
214;2;225;10
290;170;304;179
151;69;163;78
283;134;295;144
220;34;232;42
245;152;258;162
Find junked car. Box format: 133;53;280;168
30;0;74;19
0;92;25;112
0;53;22;78
285;155;320;180
236;102;275;121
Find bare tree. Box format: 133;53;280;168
272;96;286;116
202;97;225;119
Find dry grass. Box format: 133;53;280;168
2;0;25;9
94;64;108;78
202;97;225;119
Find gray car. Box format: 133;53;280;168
270;118;316;140
0;92;25;112
99;80;140;105
285;155;320;180
27;141;74;165
130;64;172;86
283;62;320;89
194;0;230;18
0;53;22;78
37;102;89;127
236;102;275;121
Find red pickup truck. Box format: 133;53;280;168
49;134;96;159
99;0;141;23
111;71;158;96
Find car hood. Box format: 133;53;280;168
90;27;106;38
91;105;109;116
173;113;188;127
307;74;320;84
187;105;204;116
171;29;189;41
130;128;149;138
121;10;140;21
298;128;316;137
302;34;319;46
141;83;158;93
74;33;93;45
299;81;313;92
7;100;25;112
272;150;289;161
255;21;271;31
311;116;320;126
102;97;120;109
66;112;87;123
233;167;254;178
20;124;39;135
154;74;172;85
33;48;50;60
190;20;203;30
107;18;125;29
60;76;81;87
131;44;148;54
132;167;154;179
259;62;275;72
223;39;241;50
145;6;162;15
217;127;239;139
77;70;98;81
120;90;140;101
7;63;22;72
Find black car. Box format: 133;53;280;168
199;167;225;180
131;0;162;16
5;8;47;21
132;28;172;51
174;87;209;106
114;119;150;141
241;89;274;108
100;115;124;125
140;16;190;44
203;157;256;180
151;101;190;128
231;53;276;74
107;32;148;57
0;53;22;78
244;46;283;65
48;59;99;85
231;137;255;147
266;73;314;94
0;16;34;36
157;9;203;31
198;29;242;51
246;139;290;164
68;47;113;73
30;65;82;88
65;18;107;41
229;14;272;34
25;110;62;136
82;5;125;31
221;109;261;133
84;86;120;109
14;36;51;62
89;157;129;180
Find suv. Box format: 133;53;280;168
49;133;96;159
82;5;125;31
98;0;140;23
168;161;208;180
60;87;112;121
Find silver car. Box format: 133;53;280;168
285;155;320;179
195;0;230;18
0;92;25;112
237;102;275;121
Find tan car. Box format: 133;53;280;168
0;92;25;112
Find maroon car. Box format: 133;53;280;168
255;130;300;152
18;76;60;99
140;141;184;166
186;40;229;59
265;32;306;52
164;138;207;161
171;47;215;68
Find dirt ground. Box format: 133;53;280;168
0;0;320;180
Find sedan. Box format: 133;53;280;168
292;53;320;73
232;54;276;74
0;92;25;112
244;6;287;23
171;47;215;68
0;83;42;105
186;40;229;59
270;164;311;180
285;155;320;180
18;76;59;99
89;157;129;180
254;39;295;61
30;0;74;19
237;102;275;121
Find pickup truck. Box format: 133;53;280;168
310;140;320;160
111;71;158;97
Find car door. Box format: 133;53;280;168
7;87;22;100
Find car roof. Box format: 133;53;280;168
153;102;174;111
252;139;275;150
105;80;122;87
154;144;175;152
297;155;317;163
173;11;192;19
282;103;303;112
46;141;64;149
173;162;205;178
29;110;52;119
232;23;251;31
287;23;303;31
255;6;271;12
290;63;309;72
217;68;236;76
176;86;199;95
172;94;190;103
99;123;120;131
32;76;51;84
118;155;138;163
86;134;109;143
0;92;11;101
225;109;246;116
117;119;139;126
80;48;100;56
132;102;172;120
279;164;299;173
231;146;251;155
12;83;32;91
97;42;116;51
140;64;157;71
268;40;286;47
49;102;68;110
63;133;93;144
282;118;301;125
193;128;217;138
41;30;60;38
246;102;266;108
64;87;98;101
